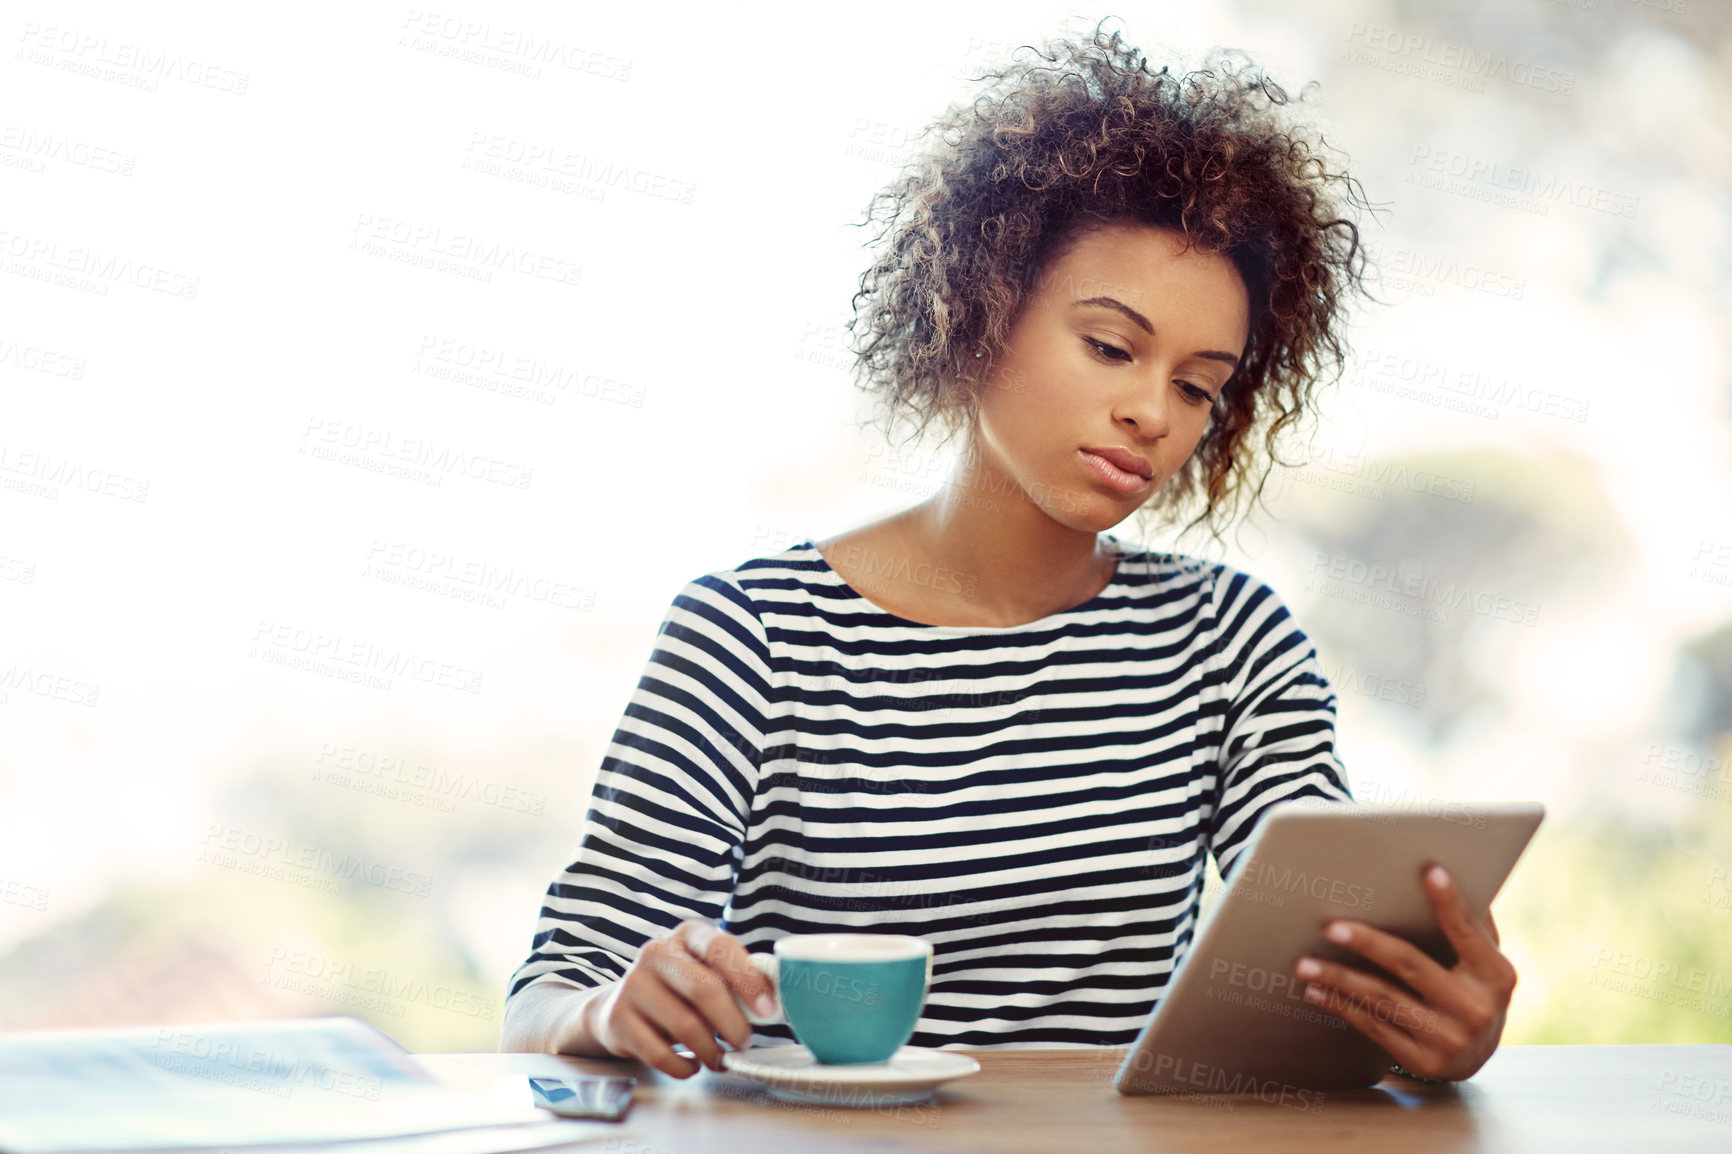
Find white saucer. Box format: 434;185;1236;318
720;1045;980;1106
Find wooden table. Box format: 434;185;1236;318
419;1044;1732;1152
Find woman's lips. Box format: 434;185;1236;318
1080;448;1154;495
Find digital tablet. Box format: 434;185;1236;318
1113;798;1545;1096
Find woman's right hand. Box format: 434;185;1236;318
569;919;776;1078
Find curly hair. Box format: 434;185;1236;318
845;16;1377;545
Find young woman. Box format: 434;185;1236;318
501;22;1518;1084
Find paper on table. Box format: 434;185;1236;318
92;1121;628;1154
0;1016;568;1154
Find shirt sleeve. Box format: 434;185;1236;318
1203;563;1353;880
504;571;775;1002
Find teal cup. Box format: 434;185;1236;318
738;934;933;1065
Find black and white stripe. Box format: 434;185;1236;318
508;533;1352;1048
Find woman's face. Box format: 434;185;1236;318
964;221;1250;531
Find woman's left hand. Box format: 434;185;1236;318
1292;863;1518;1082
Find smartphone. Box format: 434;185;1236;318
527;1075;636;1121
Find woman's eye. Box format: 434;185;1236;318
1085;336;1216;407
1084;337;1130;363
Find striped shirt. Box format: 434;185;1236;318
507;532;1353;1049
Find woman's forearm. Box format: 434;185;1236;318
498;979;613;1055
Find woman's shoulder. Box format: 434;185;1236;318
1107;534;1215;581
1108;535;1240;606
708;535;831;598
1112;541;1311;644
655;537;832;629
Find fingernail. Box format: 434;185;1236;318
754;994;775;1016
1296;957;1322;978
1325;922;1352;944
1428;865;1450;888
